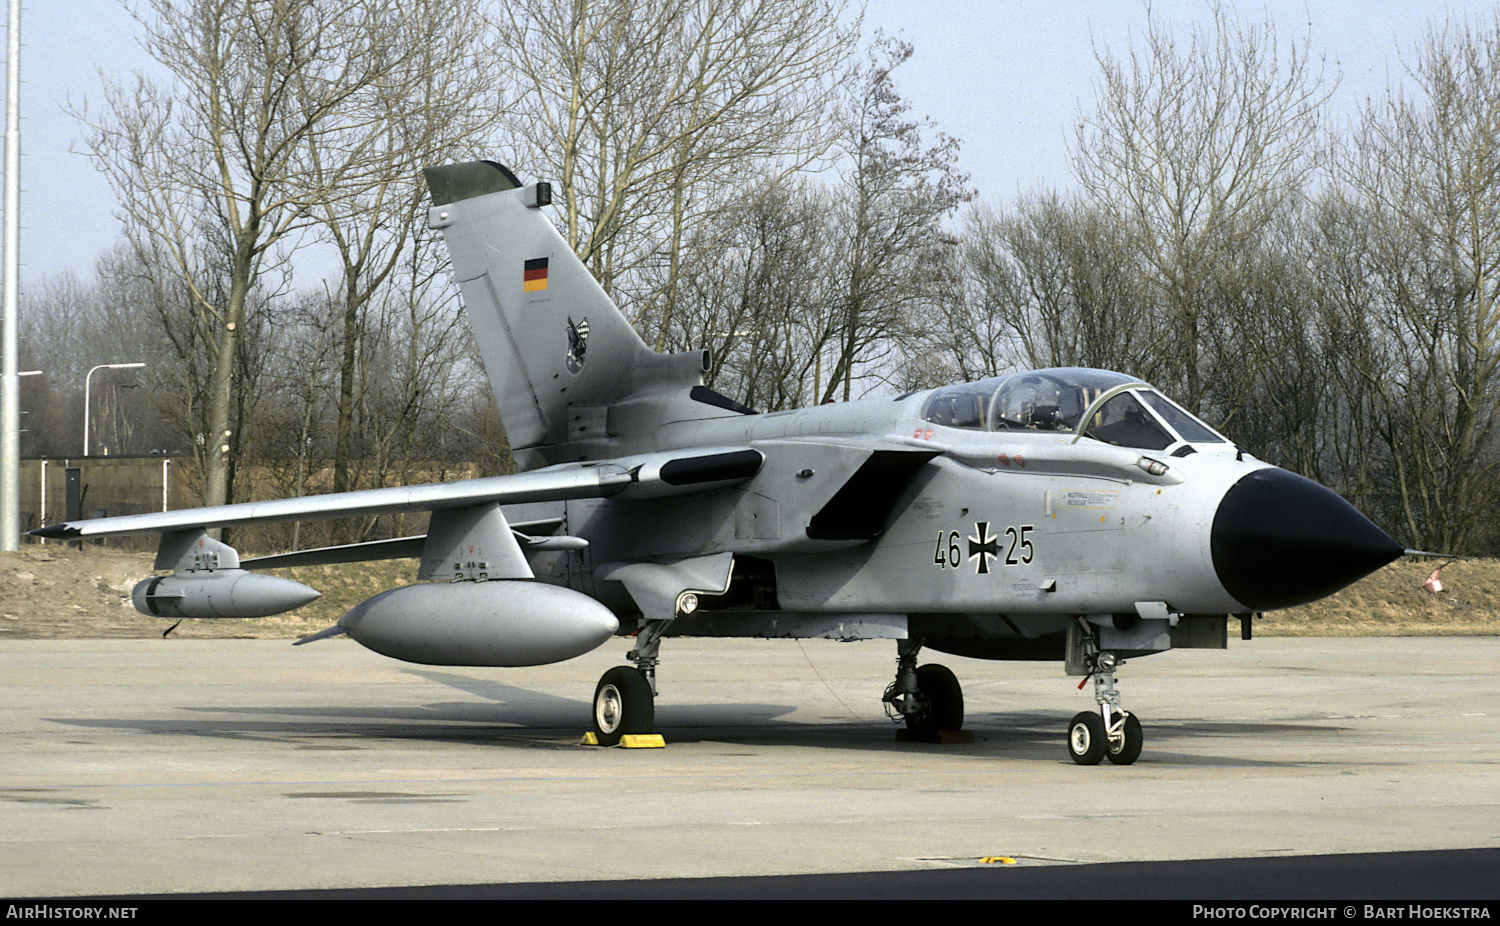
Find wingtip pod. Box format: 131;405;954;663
132;571;321;619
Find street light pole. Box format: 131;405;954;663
83;363;145;457
1;0;20;551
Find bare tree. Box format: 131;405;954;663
121;225;284;508
952;193;1151;382
353;263;479;507
496;0;856;329
18;251;173;458
669;179;843;410
1323;11;1500;551
1195;201;1335;475
1070;3;1332;410
1305;190;1394;522
253;288;342;547
293;3;501;499
74;0;453;509
822;33;973;403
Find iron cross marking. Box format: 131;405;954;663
968;522;999;575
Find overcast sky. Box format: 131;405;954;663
7;0;1488;284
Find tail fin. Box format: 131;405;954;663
425;161;725;468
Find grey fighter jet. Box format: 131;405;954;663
33;161;1405;765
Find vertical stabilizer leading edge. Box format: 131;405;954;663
425;161;742;469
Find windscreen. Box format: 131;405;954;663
1081;391;1175;450
1137;391;1225;443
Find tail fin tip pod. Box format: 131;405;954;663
424;160;745;468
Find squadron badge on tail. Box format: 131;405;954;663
567;316;590;373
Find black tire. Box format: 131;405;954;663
1068;711;1106;765
592;666;654;746
1105;712;1143;765
905;664;964;737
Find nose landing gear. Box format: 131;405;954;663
1069;634;1144;766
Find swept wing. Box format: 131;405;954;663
30;447;763;542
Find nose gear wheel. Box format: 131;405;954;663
1067;620;1145;765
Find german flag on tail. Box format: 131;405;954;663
523;257;549;292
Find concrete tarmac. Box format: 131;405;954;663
0;635;1496;898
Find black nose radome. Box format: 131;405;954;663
1211;468;1404;611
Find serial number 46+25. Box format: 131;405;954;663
935;522;1034;575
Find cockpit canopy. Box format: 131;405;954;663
919;368;1227;452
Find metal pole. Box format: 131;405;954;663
83;362;145;456
1;0;20;550
83;370;94;457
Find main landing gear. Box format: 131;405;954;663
593;664;654;746
1069;639;1143;766
883;639;964;738
590;618;668;746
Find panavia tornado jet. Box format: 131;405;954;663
33;161;1406;765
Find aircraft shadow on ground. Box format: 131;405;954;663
39;661;1353;766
